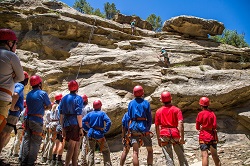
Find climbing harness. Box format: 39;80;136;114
199;128;218;144
0;87;12;96
89;137;106;152
6;122;17;135
127;117;154;148
199;140;217;144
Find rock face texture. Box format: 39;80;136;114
0;0;249;138
113;13;153;31
162;15;225;38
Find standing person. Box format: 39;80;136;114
155;91;188;166
131;19;136;35
0;29;24;134
59;80;83;166
127;85;153;166
10;100;26;157
20;75;52;166
120;112;131;166
43;94;63;165
52;123;65;166
82;99;112;166
80;94;93;166
159;47;171;68
50;93;64;166
0;71;29;153
41;105;52;159
196;97;221;166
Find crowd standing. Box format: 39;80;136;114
0;28;221;166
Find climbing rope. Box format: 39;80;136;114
75;17;97;81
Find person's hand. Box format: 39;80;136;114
157;138;162;147
179;137;185;144
10;106;20;111
62;128;66;138
79;128;84;137
122;137;126;144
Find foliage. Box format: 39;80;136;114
73;0;104;18
73;0;93;14
146;14;162;32
104;2;120;20
211;29;249;48
93;8;105;18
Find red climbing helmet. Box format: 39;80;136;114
199;97;210;106
55;93;63;101
93;100;102;110
160;91;172;103
0;29;17;41
133;85;144;97
82;94;88;102
29;75;42;86
23;71;29;79
68;80;79;91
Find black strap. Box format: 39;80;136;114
6;122;17;135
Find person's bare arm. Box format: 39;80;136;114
10;92;19;111
178;120;185;144
44;104;52;111
77;115;84;137
155;124;161;147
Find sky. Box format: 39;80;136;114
60;0;250;45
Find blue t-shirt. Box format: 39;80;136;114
82;109;111;139
122;112;130;130
128;98;152;132
26;88;51;124
8;83;24;117
59;93;83;128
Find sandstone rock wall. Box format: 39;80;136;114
0;0;249;136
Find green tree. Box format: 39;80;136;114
211;29;249;48
73;0;93;14
146;14;162;32
104;2;119;20
93;8;105;18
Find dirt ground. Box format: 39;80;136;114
1;130;250;166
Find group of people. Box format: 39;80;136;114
0;28;221;166
119;86;221;166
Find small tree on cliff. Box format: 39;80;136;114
73;0;92;14
146;14;162;32
73;0;105;18
104;2;120;20
211;29;249;48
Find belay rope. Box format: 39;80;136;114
75;17;97;83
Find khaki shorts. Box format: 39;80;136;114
0;100;11;118
130;131;152;147
2;115;19;133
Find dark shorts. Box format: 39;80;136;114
57;133;63;142
64;125;80;142
200;143;217;151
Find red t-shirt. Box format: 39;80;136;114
155;105;183;138
196;109;217;142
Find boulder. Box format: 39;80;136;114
162;15;225;38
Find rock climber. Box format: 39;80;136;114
196;97;221;166
82;99;112;166
155;91;189;166
127;85;153;166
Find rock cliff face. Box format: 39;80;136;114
1;0;249;136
